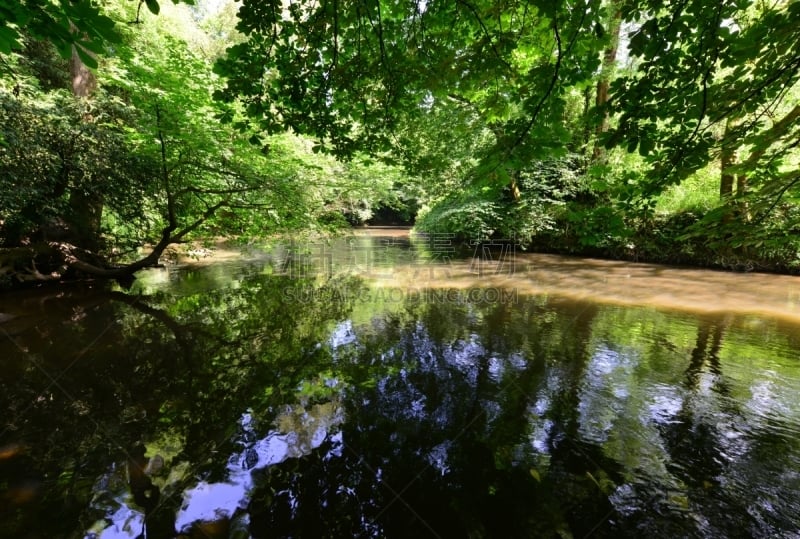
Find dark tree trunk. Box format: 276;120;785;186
736;174;747;197
67;45;104;252
591;4;622;162
68;190;104;252
720;144;735;199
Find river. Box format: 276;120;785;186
1;228;800;538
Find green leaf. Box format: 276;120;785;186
58;41;73;60
145;0;161;15
78;38;105;55
217;110;234;124
0;31;18;54
75;45;98;70
638;137;655;157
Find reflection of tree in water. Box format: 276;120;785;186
247;297;625;537
4;275;800;537
652;315;756;535
0;273;364;538
683;316;728;393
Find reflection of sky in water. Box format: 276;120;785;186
747;377;793;419
175;482;245;531
528;376;559;455
96;505;143;539
173;406;344;533
427;441;452;476
647;385;684;424
329;319;358;349
90;403;343;537
446;334;485;373
578;346;636;444
487;356;505;382
529;418;554;454
85;465;146;539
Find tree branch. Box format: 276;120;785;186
170;200;228;243
510;13;562;151
752;168;800;225
175;185;261;197
455;0;513;71
740;104;800;171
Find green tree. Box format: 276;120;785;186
0;0;196;65
215;0;607;191
0;1;304;283
606;0;800;204
1;0;418;286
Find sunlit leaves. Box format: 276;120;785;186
0;0;202;64
3;0;402;255
609;0;800;198
218;0;605;172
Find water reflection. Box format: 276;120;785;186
1;232;800;537
172;401;344;536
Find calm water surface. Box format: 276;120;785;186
2;229;800;538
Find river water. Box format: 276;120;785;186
2;229;800;538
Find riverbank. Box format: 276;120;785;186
2;222;798;295
521;212;800;275
144;227;800;324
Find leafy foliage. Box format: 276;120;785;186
1;0;416;284
0;84;152;249
417;155;590;243
216;0;605;177
209;0;800;268
607;0;800;210
4;0;800;274
0;0;198;63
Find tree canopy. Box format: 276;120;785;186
0;0;413;285
216;0;604;165
2;0;800;282
212;0;800;265
0;0;198;71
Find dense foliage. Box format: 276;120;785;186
2;0;800;282
0;0;411;286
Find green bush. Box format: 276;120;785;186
416;155;588;243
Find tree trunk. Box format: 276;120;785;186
581;85;593;149
720;143;734;199
0;193;231;288
68;190;104;252
591;4;622;162
736;174;747;197
69;47;96;98
720;117;750;201
509;172;521;202
68;45;104;252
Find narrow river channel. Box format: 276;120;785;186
2;228;800;538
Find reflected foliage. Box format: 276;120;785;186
0;269;364;537
2;243;800;537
